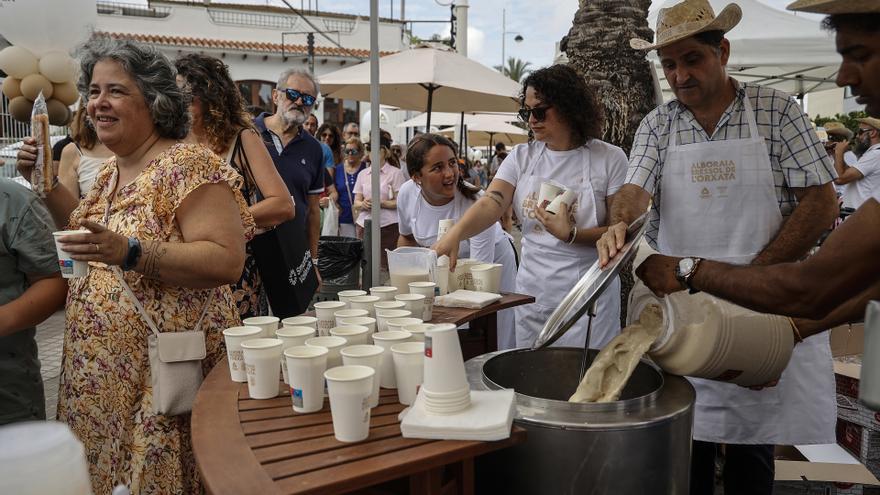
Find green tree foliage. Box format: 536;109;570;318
494;57;533;83
814;110;869;134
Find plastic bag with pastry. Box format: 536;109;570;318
30;90;53;198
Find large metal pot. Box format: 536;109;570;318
467;347;695;495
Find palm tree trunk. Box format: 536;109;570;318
561;0;657;327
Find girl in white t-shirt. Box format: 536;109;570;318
397;134;518;349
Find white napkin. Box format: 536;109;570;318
433;290;503;309
399;389;516;441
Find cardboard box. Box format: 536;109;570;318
775;444;880;494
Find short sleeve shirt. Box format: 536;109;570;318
254;114;325;221
0;178;59;423
843;144;880;209
627;80;836;246
352;163;407;228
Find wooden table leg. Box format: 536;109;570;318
460;458;475;495
409;466;444;494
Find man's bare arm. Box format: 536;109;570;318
752;184;837;265
597;184;651;266
795;280;880;339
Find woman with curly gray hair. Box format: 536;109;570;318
16;38;254;494
434;64;628;349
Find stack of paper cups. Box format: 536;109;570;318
222;326;263;382
391;342;425;405
284;345;328;413
324;365;376;442
546;189;578;214
470;264;503;294
371;330;412;388
276;326;316;383
330;325;371;346
306;336;347;369
241;338;284;399
340;345;385;408
422;323;471;414
538;181;564;209
242;316;280;338
337;289;367;307
314;301;346;336
409;281;437;320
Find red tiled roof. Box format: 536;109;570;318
93;31;394;59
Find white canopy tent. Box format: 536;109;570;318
647;0;840;99
396;112;519;129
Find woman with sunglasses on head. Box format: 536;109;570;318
398;133;518;349
334;137;368;238
175;53;294;318
434;64;628;349
352;133;407;274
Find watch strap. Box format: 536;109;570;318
122;237;142;271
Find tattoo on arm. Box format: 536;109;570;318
486;190;505;209
141;241;168;279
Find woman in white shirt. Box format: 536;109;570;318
397;133;518;349
58;104;113;199
435;64;628;349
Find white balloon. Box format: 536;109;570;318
20;73;54;101
0;0;97;56
1;77;22;100
53;81;81;106
39;52;77;84
0;46;39;79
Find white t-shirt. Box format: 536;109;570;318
396;179;506;263
843;144;880;209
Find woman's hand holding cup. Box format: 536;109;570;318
60;220;131;267
535;203;573;242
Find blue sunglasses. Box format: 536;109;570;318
284;88;316;106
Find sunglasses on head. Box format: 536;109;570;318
344;148;361;155
518;105;552;122
284;88;316;106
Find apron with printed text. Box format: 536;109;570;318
513;143;621;349
657;98;835;444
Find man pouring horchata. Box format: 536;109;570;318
596;1;840;494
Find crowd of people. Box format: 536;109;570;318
0;0;878;493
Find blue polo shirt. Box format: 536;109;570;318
255;113;325;221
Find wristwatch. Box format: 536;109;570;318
122;237;142;271
674;257;703;294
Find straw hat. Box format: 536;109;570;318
787;0;880;14
630;0;742;51
824;121;853;140
857;117;880;131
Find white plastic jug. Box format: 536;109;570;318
386;247;436;291
628;282;794;387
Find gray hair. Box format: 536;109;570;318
76;38;190;139
277;68;320;97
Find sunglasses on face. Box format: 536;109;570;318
518;105;552;122
284;88;316;106
344;148;362;156
858;128;873;135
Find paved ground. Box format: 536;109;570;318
35;310;65;420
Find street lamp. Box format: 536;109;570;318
501;8;523;75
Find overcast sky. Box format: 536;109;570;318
152;1;820;70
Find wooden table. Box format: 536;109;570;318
192;360;526;495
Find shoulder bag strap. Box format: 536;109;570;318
113;267;215;336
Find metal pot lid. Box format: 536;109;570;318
530;212;650;349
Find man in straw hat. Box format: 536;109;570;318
597;0;840;493
634;1;880;488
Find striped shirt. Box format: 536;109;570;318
627;79;836;246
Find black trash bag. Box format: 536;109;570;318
317;236;363;279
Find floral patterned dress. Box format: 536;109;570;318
56;143;255;495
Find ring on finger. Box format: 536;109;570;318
93;243;99;253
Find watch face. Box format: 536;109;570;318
679;258;694;274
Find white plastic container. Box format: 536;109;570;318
0;421;93;495
628;283;794;387
859;301;880;410
387;247;435;291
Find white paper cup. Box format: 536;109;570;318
376;309;412;334
284;345;328;413
306;336;347;369
339;316;377;337
349;295;381;317
372;330;413;388
222;325;263;382
242;316;280;338
314;301;347;336
423;323;469;396
373;300;406;312
330;325;371;346
470;263;503;294
241;338;284;399
538;181;564;209
386;317;424;334
370;286;399;301
408;281;437;320
435;256;450;295
391;342;425;405
395;294;426;322
452;259;481;291
337;289;367;307
276;326;316;383
52;230;90;278
341;345;384;408
282;315;318;331
545;189;577;214
324;365;375;442
437;219;454;239
334;309;369;327
402;323;434;343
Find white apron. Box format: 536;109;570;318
513;143;621;349
657;99;835;445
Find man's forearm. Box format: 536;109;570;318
308;208;320;258
0;275;67;337
609;184;651;225
794;280;880;339
752;184;837;265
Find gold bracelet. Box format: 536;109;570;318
787;317;804;343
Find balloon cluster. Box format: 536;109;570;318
0;46;78;125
